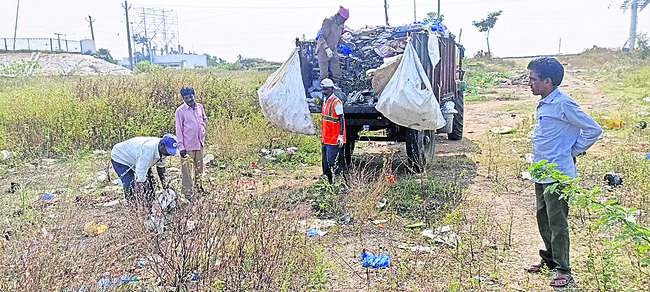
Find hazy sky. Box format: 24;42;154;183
0;0;647;62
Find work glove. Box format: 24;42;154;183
180;150;187;158
325;47;334;58
336;135;344;148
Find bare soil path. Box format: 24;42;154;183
448;58;608;291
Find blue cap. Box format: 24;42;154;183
161;134;178;155
180;86;194;96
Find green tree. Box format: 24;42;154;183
422;12;444;22
96;48;116;64
472;10;503;57
205;54;226;67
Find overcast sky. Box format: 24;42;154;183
0;0;647;62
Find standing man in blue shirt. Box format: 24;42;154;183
525;58;602;287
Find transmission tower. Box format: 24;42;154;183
619;0;649;49
131;6;179;59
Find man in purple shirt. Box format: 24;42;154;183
175;86;207;200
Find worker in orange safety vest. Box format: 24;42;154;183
320;78;346;184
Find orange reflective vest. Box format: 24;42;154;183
321;95;346;145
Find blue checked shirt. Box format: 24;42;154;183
532;88;602;182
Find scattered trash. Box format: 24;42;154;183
489;126;517;134
0;150;11;160
43;192;52;200
422;225;461;248
250;162;257;168
361;249;391;268
617;82;625;86
340;213;351;224
604;172;623;186
467;130;475;133
247;186;256;191
306;228;328;237
482;238;497;249
521;171;533;181
524;153;533;164
119;274;137;282
637;121;647;129
372;219;387;227
376;198;387;209
644;96;650;102
287;146;298;154
98;271;111;290
135;257;148;268
604;119;624;129
144;215;166;233
9;182;19;193
84;220;107;236
220;163;227;169
300;218;337;229
270;137;281;142
260;148;270;155
398;244;435;253
639;111;650;116
405;222;424;229
203;154;215;165
111;179;122;185
166;167;181;173
646;153;650;160
8;168;16;173
385;174;396;183
191;273;199;280
155;188;177;210
92;149;107;155
95;171;108;182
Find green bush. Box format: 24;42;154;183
0;69;315;159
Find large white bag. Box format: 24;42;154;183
375;42;446;130
258;48;316;135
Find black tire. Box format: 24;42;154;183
405;129;436;172
447;91;464;140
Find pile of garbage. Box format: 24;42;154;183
303;21;452;104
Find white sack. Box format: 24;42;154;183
428;34;441;67
376;42;446;130
258;48;316;135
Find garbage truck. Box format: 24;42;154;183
258;22;465;171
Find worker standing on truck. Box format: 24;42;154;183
317;6;349;83
320;78;346;184
524;58;601;288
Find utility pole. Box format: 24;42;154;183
629;0;638;49
13;0;20;50
86;15;95;41
437;0;441;21
413;0;417;22
558;37;562;55
384;0;389;26
54;33;63;51
123;1;133;69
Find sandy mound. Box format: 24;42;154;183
0;52;131;76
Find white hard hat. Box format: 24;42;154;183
320;78;334;88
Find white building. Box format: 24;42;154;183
119;53;208;69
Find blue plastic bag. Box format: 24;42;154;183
315;28;322;41
360;251;391;268
338;44;352;55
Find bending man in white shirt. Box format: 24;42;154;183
110;134;178;202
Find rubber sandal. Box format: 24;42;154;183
549;273;572;287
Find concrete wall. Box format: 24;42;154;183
152;54;207;69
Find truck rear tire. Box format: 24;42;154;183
447;91;464;140
406;129;435;172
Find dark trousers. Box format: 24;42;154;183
535;182;571;274
111;159;156;201
322;143;345;183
